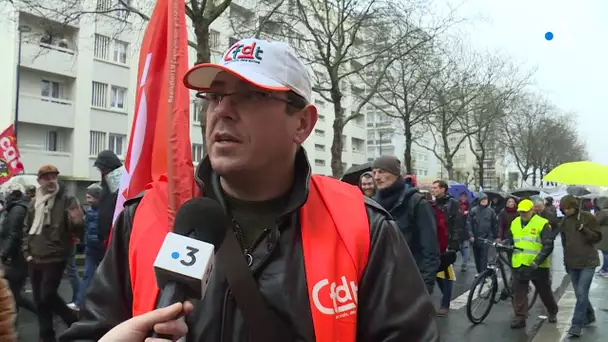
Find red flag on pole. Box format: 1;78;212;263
111;0;193;233
0;125;24;185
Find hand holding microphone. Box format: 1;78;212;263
98;301;194;342
99;198;228;341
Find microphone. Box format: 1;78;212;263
151;197;228;338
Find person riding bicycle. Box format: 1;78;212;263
504;199;558;329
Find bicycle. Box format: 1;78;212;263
466;238;539;324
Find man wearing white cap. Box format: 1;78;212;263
62;38;438;342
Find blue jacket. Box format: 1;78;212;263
84;207;103;254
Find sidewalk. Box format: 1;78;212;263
533;271;608;341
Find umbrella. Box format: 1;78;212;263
511;187;543;198
340;163;371;186
566;186;591;196
581;193;600;200
446;180;474;200
543;161;608;186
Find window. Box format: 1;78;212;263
314;99;325;107
92;82;108;107
192;143;203;163
94;34;110;60
318;114;325;122
110;86;127;109
112;40;128;64
96;0;112;11
228;37;239;47
192;100;202;124
314;159;325;166
314;144;325;151
90;131;106;155
109;133;126;157
46;131;58;152
40;80;62;99
210;30;221;50
315;129;325;137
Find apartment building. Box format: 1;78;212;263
449;135;507;190
0;0;370;191
366;109;441;184
0;0;138;193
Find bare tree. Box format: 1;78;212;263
417;44;487;179
265;0;457;177
501;93;551;184
371;48;442;173
531;113;587;185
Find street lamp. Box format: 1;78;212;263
14;25;31;139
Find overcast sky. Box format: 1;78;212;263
452;0;608;164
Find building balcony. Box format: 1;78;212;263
19;149;72;176
20;42;77;78
18;93;75;128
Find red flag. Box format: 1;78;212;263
112;0;193;232
0;125;24;185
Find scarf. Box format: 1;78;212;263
29;186;59;235
374;177;406;210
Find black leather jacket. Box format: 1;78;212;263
60;150;440;342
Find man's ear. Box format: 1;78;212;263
294;105;318;145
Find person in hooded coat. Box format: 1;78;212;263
93;150;123;247
595;196;608;277
0;184;37;315
466;192;498;274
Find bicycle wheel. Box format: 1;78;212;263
527;280;539;310
466;270;498;324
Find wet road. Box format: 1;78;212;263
14;237;606;341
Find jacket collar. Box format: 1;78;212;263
194;147;312;217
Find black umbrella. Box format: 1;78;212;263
341;162;371;186
566;186;591;197
510;187;543;198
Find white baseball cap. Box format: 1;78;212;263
184;38;312;104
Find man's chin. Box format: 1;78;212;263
209;156;244;175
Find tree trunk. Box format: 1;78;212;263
193;23;211;155
330;90;344;178
403;123;413;173
532;167;537;186
477;150;486;188
445;162;454;180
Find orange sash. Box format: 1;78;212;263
128;175;370;341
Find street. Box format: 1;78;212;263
14;238;608;341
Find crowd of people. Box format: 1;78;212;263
0;37;605;341
358;159;606;337
0;150;123;342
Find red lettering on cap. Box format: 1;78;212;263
237;42;256;59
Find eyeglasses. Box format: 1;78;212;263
196;90;307;110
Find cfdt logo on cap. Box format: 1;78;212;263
224;41;264;64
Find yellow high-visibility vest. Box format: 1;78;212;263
510;214;550;268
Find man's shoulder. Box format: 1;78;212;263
363;196;391;219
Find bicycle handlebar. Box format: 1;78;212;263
477;238;523;251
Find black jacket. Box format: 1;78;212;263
373;181;440;295
0;195;30;265
60;150;440;342
435;194;463;251
94;150;123;243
